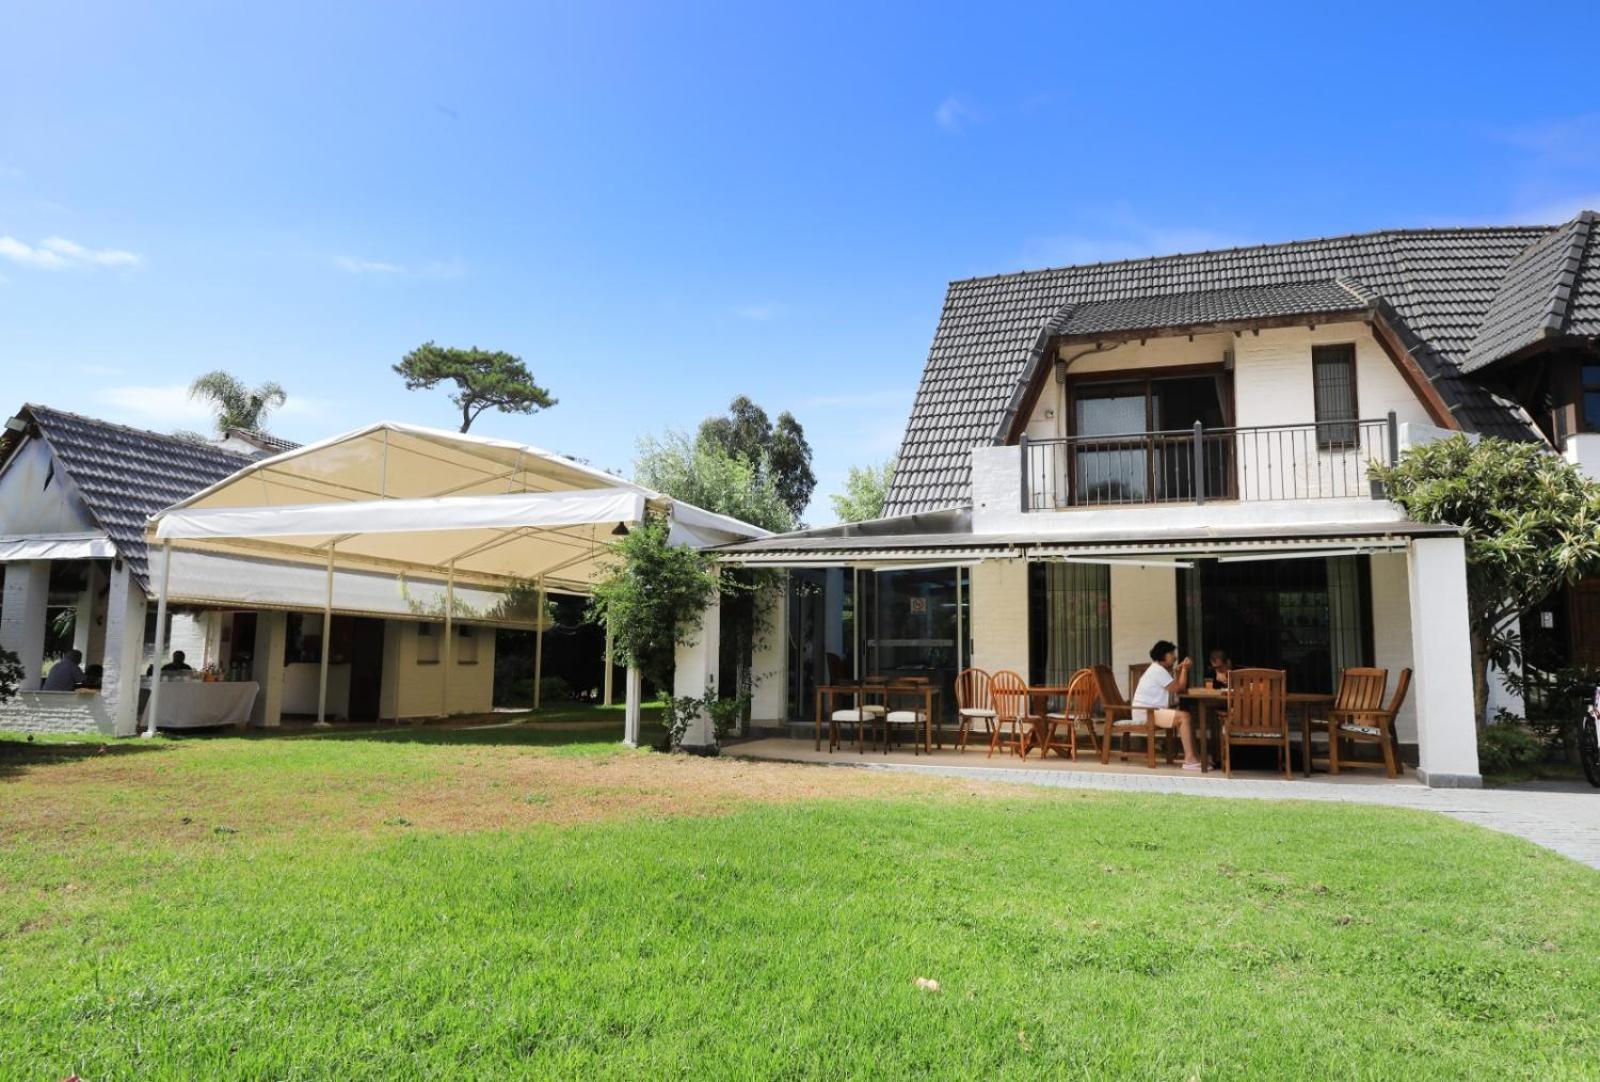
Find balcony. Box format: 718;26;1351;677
1020;414;1399;511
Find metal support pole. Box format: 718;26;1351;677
955;566;965;672
316;544;334;727
1192;421;1205;505
533;579;546;711
143;541;174;738
442;562;455;719
1387;410;1400;465
602;625;615;706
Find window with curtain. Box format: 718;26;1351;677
1312;344;1358;448
1028;562;1111;685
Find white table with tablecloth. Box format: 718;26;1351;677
143;679;260;729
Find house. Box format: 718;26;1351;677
0;407;768;738
692;213;1600;787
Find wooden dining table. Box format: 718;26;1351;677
813;682;941;754
1181;686;1334;775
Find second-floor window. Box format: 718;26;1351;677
1312;344;1358;449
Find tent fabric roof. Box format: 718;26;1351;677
149;421;768;595
884;220;1598;517
1;404;261;589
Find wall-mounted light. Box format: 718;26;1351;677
611;522;630;537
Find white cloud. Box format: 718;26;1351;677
0;234;141;270
732;303;780;321
934;95;978;133
333;255;405;274
95;384;214;425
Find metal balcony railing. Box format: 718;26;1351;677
1019;413;1399;511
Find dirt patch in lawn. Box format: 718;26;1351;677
0;738;1046;845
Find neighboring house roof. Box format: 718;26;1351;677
1462;211;1598;372
221;427;301;454
1;405;260;590
885;219;1595;517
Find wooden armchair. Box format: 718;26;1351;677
1329;668;1411;778
954;668;996;753
1222;668;1290;779
1309;667;1386;770
1038;668;1099;760
1093;664;1173;769
989;670;1036;758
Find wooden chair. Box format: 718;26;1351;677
989;670;1036;758
1038;668;1099;760
954;668;996;752
1309;667;1387;771
1222;668;1290;779
882;675;931;755
1093;664;1173;769
1329;668;1411;778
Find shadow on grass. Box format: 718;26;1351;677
0;735;171;780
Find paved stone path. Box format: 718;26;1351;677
851;760;1600;870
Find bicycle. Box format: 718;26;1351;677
1582;688;1600;788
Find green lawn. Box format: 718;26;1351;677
2;724;1598;1079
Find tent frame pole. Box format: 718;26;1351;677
315;544;334;727
143;540;174;738
443;562;455;720
533;578;546;711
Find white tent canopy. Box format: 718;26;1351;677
141;421;769;739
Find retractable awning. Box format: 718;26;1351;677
0;531;116;562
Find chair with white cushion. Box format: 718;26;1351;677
954;668;996;753
1038;668;1099;761
882;676;931;755
1329;668;1409;778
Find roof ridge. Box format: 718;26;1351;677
948;223;1559;289
23;403;255;461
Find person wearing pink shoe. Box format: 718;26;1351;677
1131;640;1203;770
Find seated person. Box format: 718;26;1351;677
41;649;86;691
81;664;104;690
161;650;194;673
1132;640;1202;770
1206;648;1233;687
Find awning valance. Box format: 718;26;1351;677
0;532;116;562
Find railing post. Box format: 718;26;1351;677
1192;421;1205;505
1386;410;1399;466
1018;433;1030;513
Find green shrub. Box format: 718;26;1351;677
537;676;573;704
1478;723;1544;775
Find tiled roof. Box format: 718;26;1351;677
14;405;257;589
884;223;1579;517
1462;212;1599;372
1054;280;1369;338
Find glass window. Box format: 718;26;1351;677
1028;562;1111;685
1312;344;1358;448
1585;391;1600;431
416;622;440;664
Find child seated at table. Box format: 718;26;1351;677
1132;640;1202;770
1206;648;1233;688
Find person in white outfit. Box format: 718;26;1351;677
1130;639;1202;770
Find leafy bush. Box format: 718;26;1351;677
587;518;720;690
0;646;21;703
538;676;573;704
1503;664;1600;764
1477;723;1544;775
660;688;749;749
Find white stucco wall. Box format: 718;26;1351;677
1109;565;1176;694
968;559;1029;675
0;689;115;735
750;586;787;723
1369;551;1418;744
1564;432;1600;483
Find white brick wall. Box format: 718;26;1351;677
968;560;1029;675
0;690;115;735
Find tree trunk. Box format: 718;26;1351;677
1470;628;1490;731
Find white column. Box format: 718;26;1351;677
442;563;454;719
623;665;642;746
0;559;49;690
315;546;334;727
144;542;173;738
967;558;1029;675
1406;536;1481;787
252;610;288;727
602;627;615;707
750;580;787;724
83;560;109;664
101;559;147;737
71;563;99;657
672;570;721;750
533;580;546;711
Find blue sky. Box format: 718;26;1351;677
3;1;1598;520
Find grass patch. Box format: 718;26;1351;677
1;728;1597;1078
